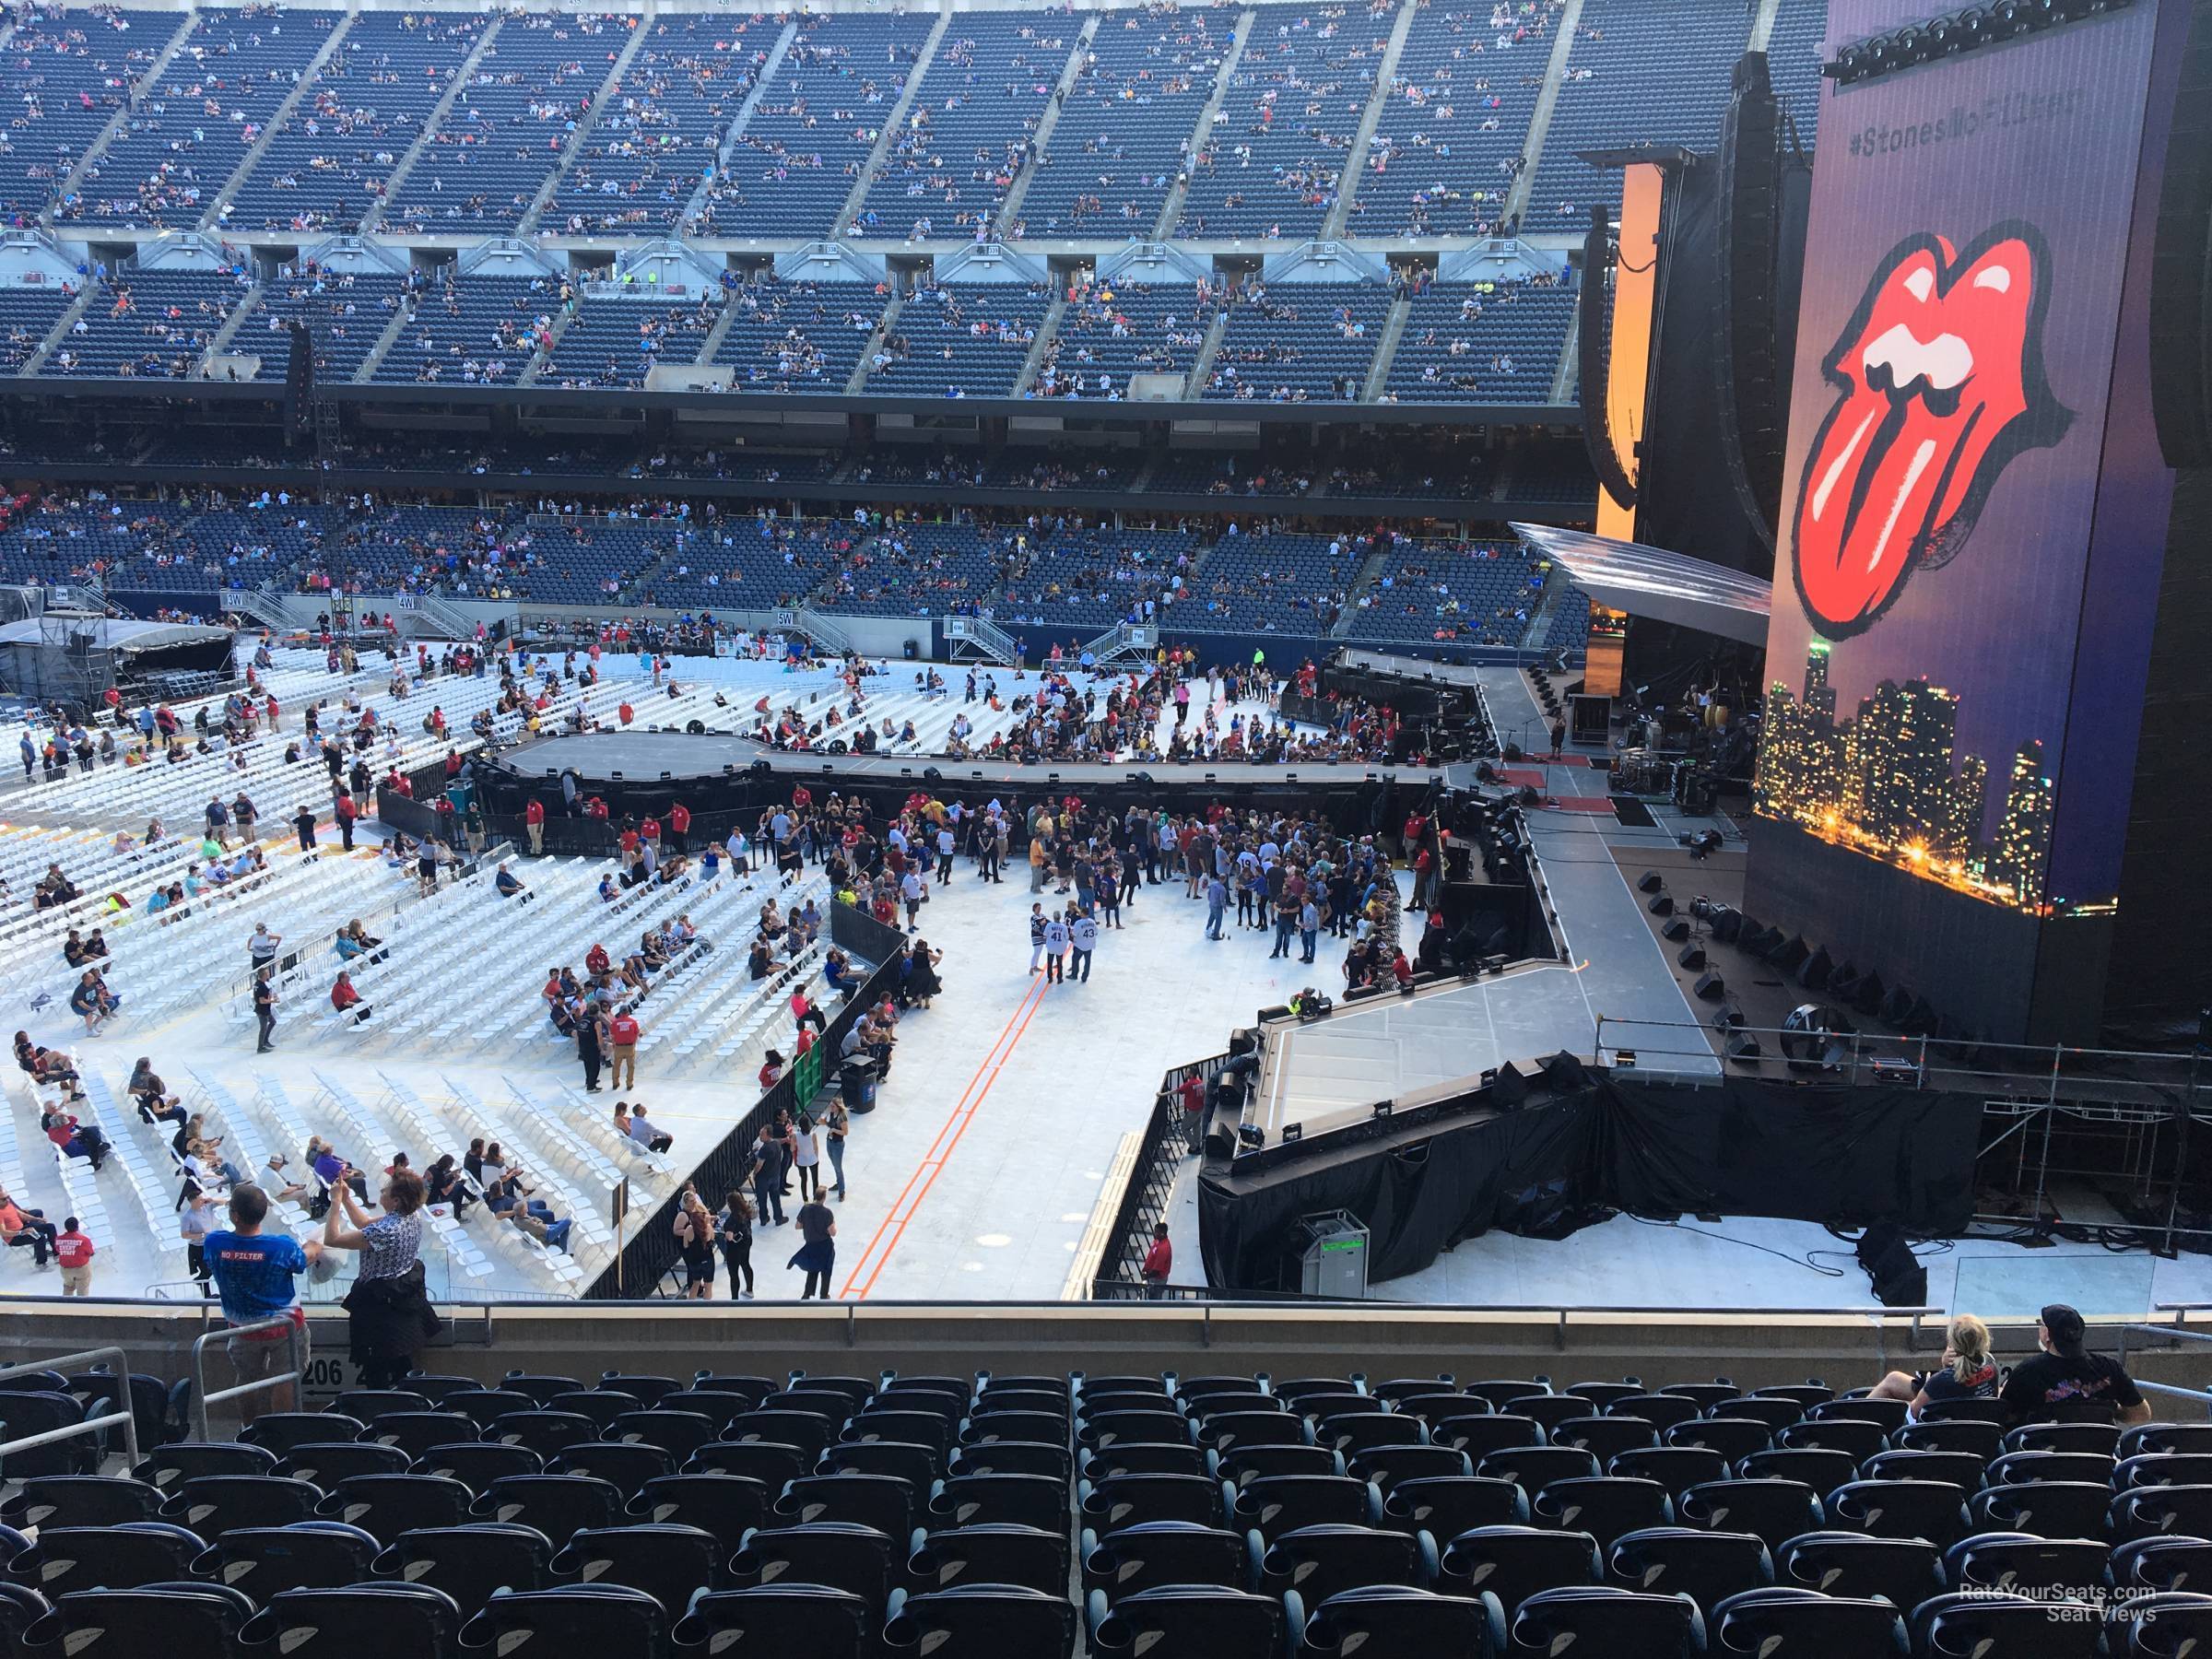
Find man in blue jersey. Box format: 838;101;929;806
203;1184;323;1422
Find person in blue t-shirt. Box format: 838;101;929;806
202;1183;322;1422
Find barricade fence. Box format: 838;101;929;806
582;900;904;1299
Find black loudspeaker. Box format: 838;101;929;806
284;319;314;436
1228;1028;1259;1057
1661;917;1691;941
1855;1223;1929;1309
1771;934;1810;971
1648;893;1676;917
1542;1052;1589;1091
1677;944;1707;971
1203;1125;1238;1161
1638;871;1665;893
1852;971;1888;1018
1796;947;1832;991
1726;1032;1763;1064
924;766;942;782
1714;1002;1748;1030
1486;1064;1530;1109
1712;50;1787;543
2150;3;2212;468
1878;985;1915;1026
1694;971;1727;1001
1740;926;1785;959
1708;905;1744;943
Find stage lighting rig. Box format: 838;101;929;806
1826;0;2125;81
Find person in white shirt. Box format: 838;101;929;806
1069;912;1099;983
725;825;750;872
1041;912;1071;984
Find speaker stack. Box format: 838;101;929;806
1855;1223;1928;1309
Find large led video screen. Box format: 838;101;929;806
1747;0;2179;1039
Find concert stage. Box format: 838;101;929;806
476;731;1416;829
1252;962;1714;1140
495;729;1412;789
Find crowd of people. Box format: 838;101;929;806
751;647;1411;767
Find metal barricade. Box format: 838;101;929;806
189;1314;305;1439
0;1346;141;1471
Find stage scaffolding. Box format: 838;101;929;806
1593;1015;2212;1256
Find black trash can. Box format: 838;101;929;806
903;640;920;661
841;1060;878;1114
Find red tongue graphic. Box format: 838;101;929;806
1792;231;2053;640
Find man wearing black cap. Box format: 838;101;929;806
1998;1303;2151;1427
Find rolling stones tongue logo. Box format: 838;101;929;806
1793;223;2070;639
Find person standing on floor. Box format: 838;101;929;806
321;1166;435;1388
821;1097;849;1201
1300;895;1321;964
790;1191;836;1300
1042;911;1070;983
716;1188;755;1299
750;1122;788;1227
253;967;278;1053
606;1004;641;1090
1205;873;1229;941
293;804;317;853
1070;911;1098;983
1177;1072;1208;1153
1029;903;1048;973
579;996;607;1092
204;1184;321;1422
1143;1222;1172;1298
54;1218;93;1296
793;1112;822;1202
180;1189;217;1292
674;1188;717;1299
977;813;1003;883
524;795;546;854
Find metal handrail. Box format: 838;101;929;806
189;1313;303;1438
2132;1380;2212;1406
0;1346;141;1470
1594;1014;2212;1105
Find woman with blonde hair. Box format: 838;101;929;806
1869;1312;1997;1417
673;1185;717;1300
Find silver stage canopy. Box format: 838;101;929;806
1512;524;1772;648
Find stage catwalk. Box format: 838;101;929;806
1253;665;1726;1137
